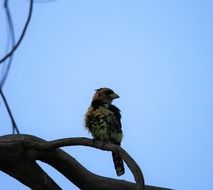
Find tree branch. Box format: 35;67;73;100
0;0;33;64
0;89;20;134
0;134;173;190
33;137;145;190
1;0;16;87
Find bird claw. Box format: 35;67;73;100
93;139;107;148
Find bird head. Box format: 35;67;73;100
92;87;119;105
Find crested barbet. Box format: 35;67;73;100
85;87;125;176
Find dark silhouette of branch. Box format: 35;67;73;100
1;0;16;87
0;1;20;135
35;137;145;190
0;135;174;190
0;0;33;64
0;152;61;190
0;89;20;134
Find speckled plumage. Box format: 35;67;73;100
85;88;125;176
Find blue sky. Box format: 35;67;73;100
0;0;213;189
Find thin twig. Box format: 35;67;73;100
0;89;20;134
0;0;34;64
1;0;19;134
1;0;16;87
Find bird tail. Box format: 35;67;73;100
112;152;125;176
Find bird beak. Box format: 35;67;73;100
110;93;120;99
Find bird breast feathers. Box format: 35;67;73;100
85;106;118;126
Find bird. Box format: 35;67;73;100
85;87;125;176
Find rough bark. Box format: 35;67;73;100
0;134;173;190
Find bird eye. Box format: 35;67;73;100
105;89;113;95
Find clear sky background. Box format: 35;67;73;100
0;0;213;189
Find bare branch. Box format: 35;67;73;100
0;0;33;64
34;137;145;190
0;89;20;134
1;0;16;87
0;1;20;135
0;134;174;190
0;156;61;190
